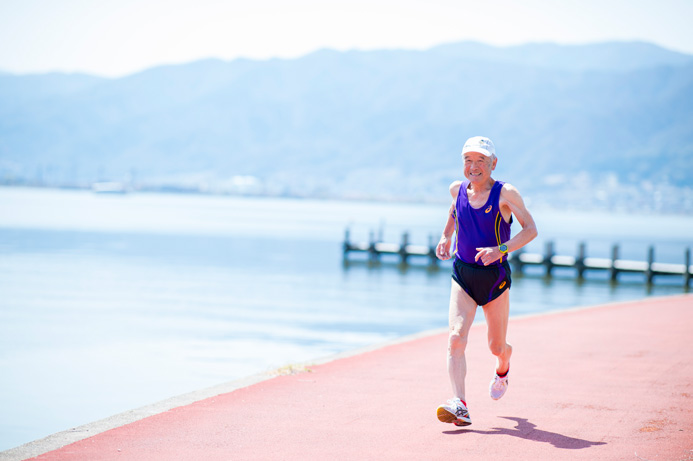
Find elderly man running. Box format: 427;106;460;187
435;136;538;426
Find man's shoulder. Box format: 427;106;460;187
449;180;463;198
499;182;525;204
499;181;520;194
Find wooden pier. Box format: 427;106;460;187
343;229;693;287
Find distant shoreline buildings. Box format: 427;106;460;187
1;174;690;215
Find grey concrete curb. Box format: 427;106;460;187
0;327;445;461
3;293;688;460
0;372;277;461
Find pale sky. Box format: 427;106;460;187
1;0;692;77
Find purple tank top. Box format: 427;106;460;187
454;180;512;265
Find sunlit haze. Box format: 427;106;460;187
1;0;692;77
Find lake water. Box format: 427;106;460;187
1;186;691;451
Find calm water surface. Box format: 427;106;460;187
1;187;691;450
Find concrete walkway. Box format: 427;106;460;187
7;294;693;460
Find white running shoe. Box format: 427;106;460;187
436;398;472;426
489;372;509;400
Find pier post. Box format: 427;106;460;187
368;231;378;263
646;246;655;284
544;241;555;277
686;248;691;287
576;242;586;279
399;232;409;264
610;244;619;282
343;228;351;256
510;247;524;275
428;234;438;267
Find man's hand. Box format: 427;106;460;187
436;236;453;260
475;247;501;266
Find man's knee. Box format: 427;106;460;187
488;338;507;357
448;324;469;354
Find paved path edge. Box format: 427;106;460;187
0;327;446;461
2;293;686;460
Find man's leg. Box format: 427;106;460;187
482;289;512;376
447;281;478;401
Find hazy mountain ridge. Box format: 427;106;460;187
429;41;693;71
0;41;692;211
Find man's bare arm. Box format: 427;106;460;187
474;183;538;266
436;181;462;260
499;183;538;253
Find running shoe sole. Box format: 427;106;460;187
436;407;472;426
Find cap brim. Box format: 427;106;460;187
461;148;493;157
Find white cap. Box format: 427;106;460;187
461;136;496;157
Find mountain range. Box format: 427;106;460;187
1;40;692;211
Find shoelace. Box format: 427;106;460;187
446;398;466;416
493;376;508;389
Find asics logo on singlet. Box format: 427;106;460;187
485;205;492;213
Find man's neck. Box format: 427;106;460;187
467;178;495;194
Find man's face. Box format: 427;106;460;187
463;151;496;183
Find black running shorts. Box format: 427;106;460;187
451;257;512;306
